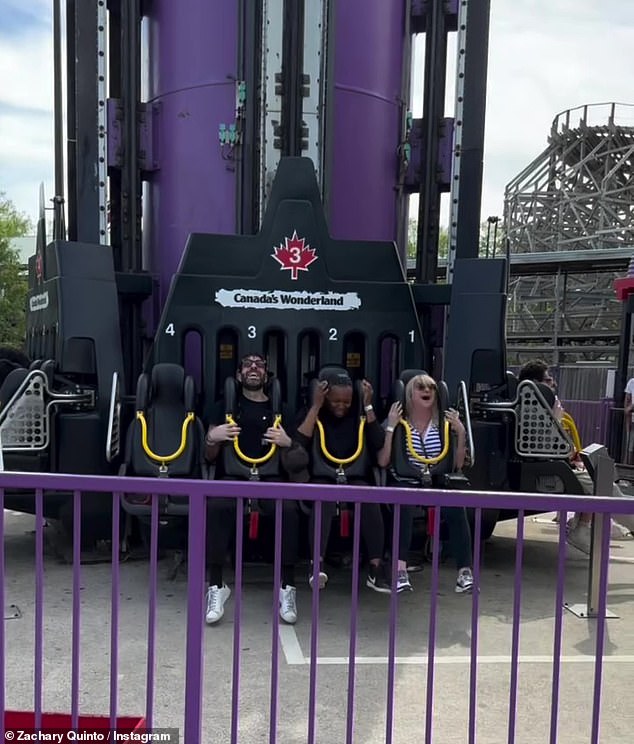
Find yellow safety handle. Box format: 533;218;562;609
316;416;366;467
399;419;451;465
137;410;195;466
562;412;582;452
226;413;282;465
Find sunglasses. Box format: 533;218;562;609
415;381;436;391
241;358;266;369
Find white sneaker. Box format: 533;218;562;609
205;584;231;625
396;569;413;593
308;563;328;590
566;523;591;555
455;568;474;594
610;520;633;540
279;585;298;624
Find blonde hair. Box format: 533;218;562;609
404;374;439;425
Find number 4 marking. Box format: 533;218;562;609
165;323;175;336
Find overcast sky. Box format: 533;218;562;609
1;0;633;230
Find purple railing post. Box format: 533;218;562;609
345;501;362;744
385;503;401;744
145;495;159;728
468;507;482;744
184;492;207;744
269;499;283;744
549;511;567;744
110;492;121;728
34;488;44;729
307;500;323;744
425;504;441;744
71;490;82;728
590;513;612;744
507;510;525;744
0;488;5;741
231;496;245;744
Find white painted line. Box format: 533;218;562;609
293;654;634;667
279;625;306;665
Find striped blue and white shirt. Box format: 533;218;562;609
407;422;442;470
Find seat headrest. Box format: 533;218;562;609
151;364;185;401
535;382;556;408
0;367;30;407
318;365;353;388
0;360;21;389
223;375;282;414
399;368;429;386
135;364;195;411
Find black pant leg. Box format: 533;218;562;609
205;497;237;568
258;498;300;566
440;506;473;570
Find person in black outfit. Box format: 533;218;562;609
294;369;392;592
203;353;299;625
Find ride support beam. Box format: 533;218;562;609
452;0;491;263
65;0;101;244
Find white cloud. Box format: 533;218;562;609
0;10;53;222
1;0;633;231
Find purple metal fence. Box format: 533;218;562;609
1;471;633;743
561;399;613;450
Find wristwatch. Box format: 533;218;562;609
364;404;374;412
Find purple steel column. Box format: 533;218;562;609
184;493;207;744
34;488;44;728
146;0;239;307
345;502;362;744
269;499;283;744
507;511;525;744
425;505;441;744
329;0;406;241
549;511;567;744
145;496;159;727
110;493;121;728
231;497;244;744
468;508;482;744
590;514;612;744
0;489;4;741
308;501;323;744
71;491;82;728
385;503;401;744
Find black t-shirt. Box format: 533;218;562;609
210;395;275;460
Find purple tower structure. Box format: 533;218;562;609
145;1;239;305
328;1;407;242
144;0;409;310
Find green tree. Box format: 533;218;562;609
407;219;449;260
0;194;31;347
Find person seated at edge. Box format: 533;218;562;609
518;359;632;553
377;373;474;594
293;369;393;593
203;353;300;625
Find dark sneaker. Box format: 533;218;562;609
396;569;413;593
366;562;392;593
455;568;474;594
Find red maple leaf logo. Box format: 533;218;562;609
271;231;318;280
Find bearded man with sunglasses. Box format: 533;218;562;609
203;353;300;625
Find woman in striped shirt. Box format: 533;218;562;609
377;373;474;594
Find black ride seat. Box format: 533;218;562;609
220;375;283;481
309;365;371;484
389;369;466;488
120;363;207;516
